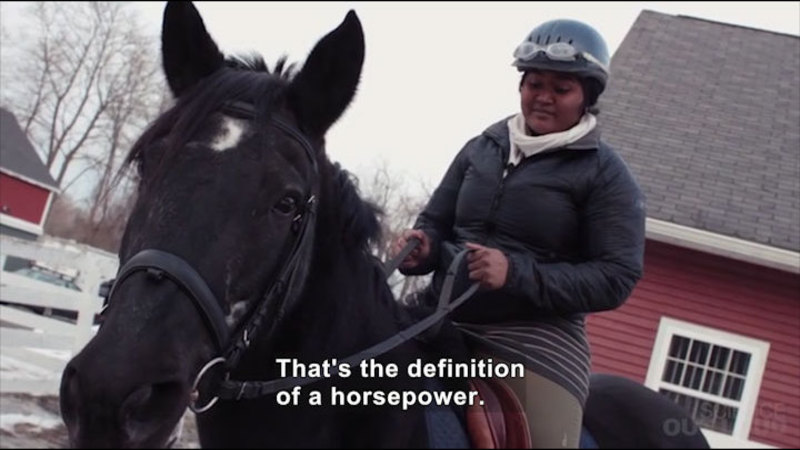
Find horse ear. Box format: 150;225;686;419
288;10;365;137
161;1;225;97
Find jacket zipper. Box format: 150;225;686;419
484;152;539;244
483;158;517;244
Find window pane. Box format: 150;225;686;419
663;360;677;383
662;390;738;435
731;377;745;401
676;391;694;410
690;341;710;364
696;399;716;427
730;351;751;375
695;398;737;434
674;362;685;385
688;395;701;418
723;376;746;401
702;370;723;395
682;365;695;388
690;365;704;390
682;364;705;390
709;346;730;369
660;390;737;435
659;389;678;402
715;403;738;434
669;336;690;359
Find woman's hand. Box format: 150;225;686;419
391;229;431;270
465;242;509;290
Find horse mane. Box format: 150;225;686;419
323;162;383;250
314;159;459;347
225;54;297;77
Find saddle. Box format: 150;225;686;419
466;378;531;448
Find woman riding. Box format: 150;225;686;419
392;18;646;448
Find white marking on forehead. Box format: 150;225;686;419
210;116;249;153
225;301;249;327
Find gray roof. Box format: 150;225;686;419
598;10;800;252
0;107;59;190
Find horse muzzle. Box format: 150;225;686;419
60;359;190;448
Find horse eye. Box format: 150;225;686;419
274;196;298;215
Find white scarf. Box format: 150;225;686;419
506;112;597;169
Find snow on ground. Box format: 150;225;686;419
0;413;62;433
0;351;65;448
25;349;71;361
0;392;66;449
0;354;58;381
0;351;66;448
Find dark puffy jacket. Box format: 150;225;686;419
403;116;645;324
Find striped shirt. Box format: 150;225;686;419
453;317;591;406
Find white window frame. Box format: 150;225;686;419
0;211;44;236
646;316;770;440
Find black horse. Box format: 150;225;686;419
59;2;709;448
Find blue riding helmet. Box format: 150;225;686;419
512;19;610;92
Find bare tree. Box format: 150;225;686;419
43;194;83;241
2;2;166;251
2;2;164;194
83;43;166;238
359;161;433;303
42;188;135;254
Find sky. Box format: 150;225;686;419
2;1;799;200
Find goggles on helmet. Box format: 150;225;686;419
513;41;609;74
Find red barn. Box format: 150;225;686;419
588;11;799;448
0;107;60;240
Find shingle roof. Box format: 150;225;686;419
0;107;59;190
598;10;800;252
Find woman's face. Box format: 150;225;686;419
520;70;585;135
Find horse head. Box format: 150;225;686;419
59;2;364;447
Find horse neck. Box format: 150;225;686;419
282;161;416;360
294;240;412;360
207;219;433;447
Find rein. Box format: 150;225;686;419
214;242;479;403
99;101;478;413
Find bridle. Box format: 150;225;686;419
101;101;319;411
99;101;479;414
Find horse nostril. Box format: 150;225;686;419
123;385;155;418
120;381;187;445
121;381;182;422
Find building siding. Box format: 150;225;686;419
0;173;50;224
587;240;800;448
